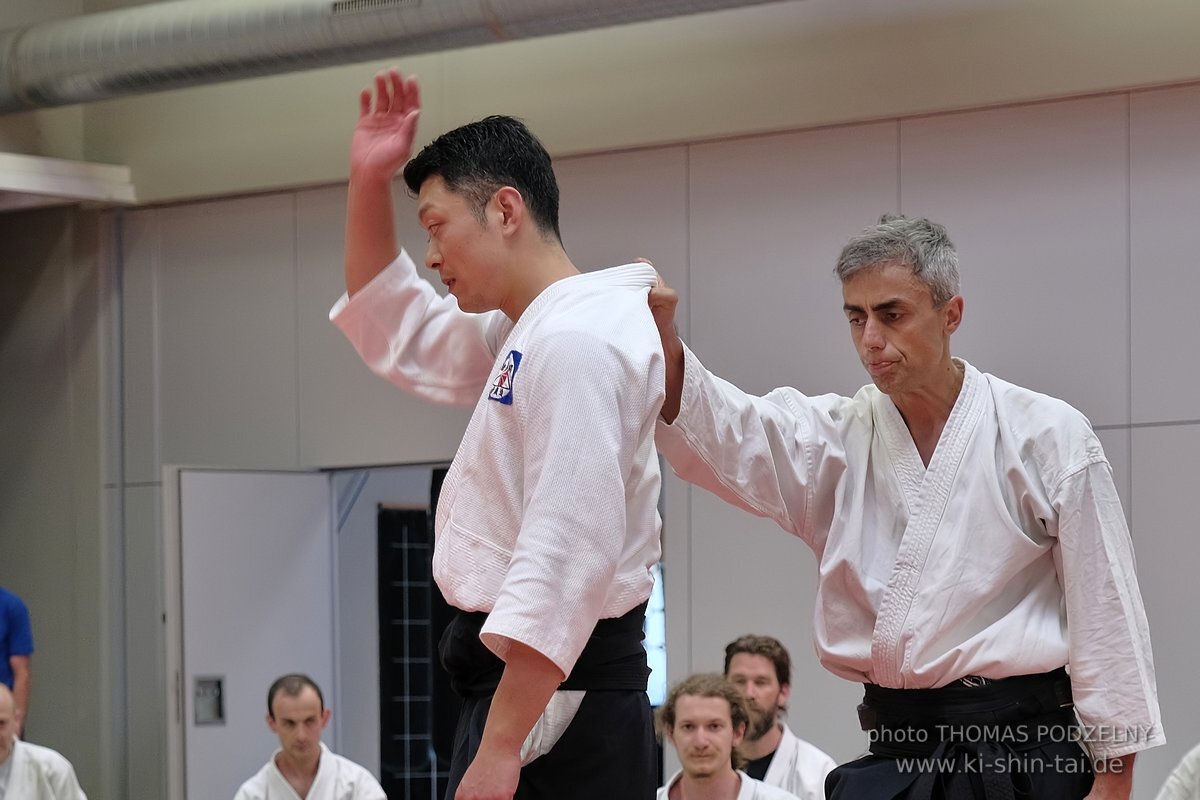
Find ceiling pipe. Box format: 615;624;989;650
0;0;781;115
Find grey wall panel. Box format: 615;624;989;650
555;145;690;333
1130;84;1200;426
688;122;900;397
119;207;161;485
0;206;106;795
156;194;301;468
1130;424;1200;799
121;483;167;800
900;95;1130;428
295;184;473;468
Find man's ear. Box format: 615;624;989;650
732;721;747;748
778;682;791;709
943;295;964;335
492;186;526;233
266;713;277;733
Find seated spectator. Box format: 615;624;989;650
658;673;800;800
725;635;835;799
234;674;384;800
0;683;86;800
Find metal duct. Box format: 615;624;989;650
0;0;780;114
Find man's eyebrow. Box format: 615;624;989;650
843;298;907;313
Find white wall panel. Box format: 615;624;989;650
295;184;473;468
156;194;300;468
688;122;900;397
1130;424;1200;800
1130;84;1200;426
901;96;1130;427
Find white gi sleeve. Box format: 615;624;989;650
480;327;659;674
655;342;845;545
330;249;510;406
1051;456;1165;761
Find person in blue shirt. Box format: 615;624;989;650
0;587;32;734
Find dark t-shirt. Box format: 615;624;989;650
743;749;776;782
0;587;34;687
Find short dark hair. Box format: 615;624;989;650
403;115;562;242
657;673;750;770
267;674;324;718
724;634;791;687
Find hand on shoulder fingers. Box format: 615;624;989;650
455;748;521;800
351;68;421;178
647;275;679;335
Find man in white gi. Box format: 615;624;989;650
234;674;384;800
1156;743;1200;800
331;70;663;799
649;215;1163;799
724;635;835;800
0;684;86;799
658;673;801;800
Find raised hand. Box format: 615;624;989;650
648;275;685;422
351;68;421;178
648;274;680;345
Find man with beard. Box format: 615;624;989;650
658;673;801;800
725;636;836;800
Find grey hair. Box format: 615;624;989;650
834;214;960;306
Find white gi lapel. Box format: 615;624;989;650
762;724;795;789
6;740;33;799
869;361;984;687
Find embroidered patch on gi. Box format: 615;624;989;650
488;350;522;405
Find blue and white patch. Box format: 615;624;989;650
488;350;522;405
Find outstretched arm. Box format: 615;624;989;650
345;69;421;297
648;276;684;422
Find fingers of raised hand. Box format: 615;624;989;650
362;69;419;118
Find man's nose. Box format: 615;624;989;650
425;241;441;271
861;317;885;349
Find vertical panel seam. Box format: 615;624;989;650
1125;91;1134;527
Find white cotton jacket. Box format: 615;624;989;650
331;251;664;675
233;743;385;800
1156;743;1200;800
656;346;1164;761
0;739;87;800
658;769;801;800
763;725;836;800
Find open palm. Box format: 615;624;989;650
351;69;421;176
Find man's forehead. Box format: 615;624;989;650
728;652;776;677
273;687;322;715
416;175;456;214
842;263;932;304
676;694;732;720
